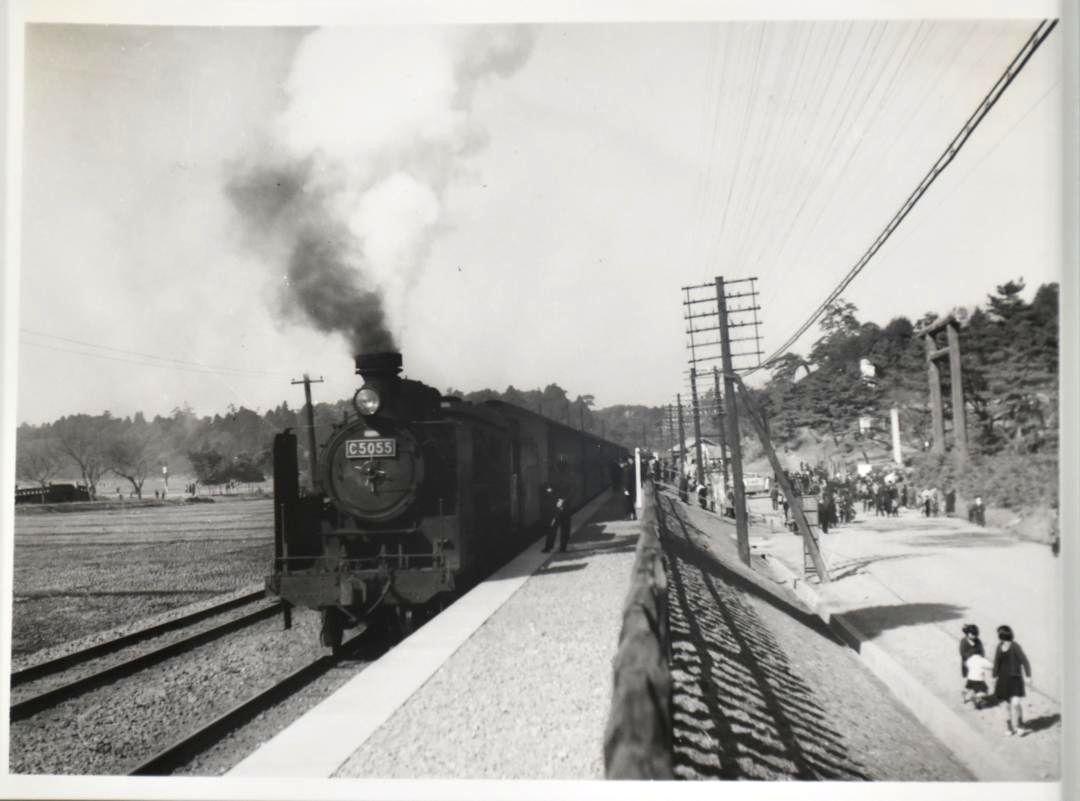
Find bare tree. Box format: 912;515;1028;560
52;414;110;499
105;427;155;499
16;438;63;500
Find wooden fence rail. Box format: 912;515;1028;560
602;481;673;779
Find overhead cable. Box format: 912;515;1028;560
748;18;1059;376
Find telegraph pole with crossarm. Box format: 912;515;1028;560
291;374;324;493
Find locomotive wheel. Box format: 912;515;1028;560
320;608;345;651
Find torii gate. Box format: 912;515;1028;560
921;313;968;461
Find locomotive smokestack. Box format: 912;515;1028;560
354;351;403;417
354;351;403;379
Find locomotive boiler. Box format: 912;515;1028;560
267;351;627;649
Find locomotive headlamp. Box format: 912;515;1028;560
353;386;381;416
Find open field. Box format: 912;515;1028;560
10;498;274;658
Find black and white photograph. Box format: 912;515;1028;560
1;1;1076;799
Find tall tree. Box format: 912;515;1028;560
16;437;63;492
105;425;156;498
52;414;111;499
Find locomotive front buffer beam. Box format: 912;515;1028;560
268;567;454;612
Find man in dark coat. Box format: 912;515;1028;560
621;458;637;520
541;464;574;553
968;496;986;526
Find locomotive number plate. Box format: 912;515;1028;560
345;438;397;458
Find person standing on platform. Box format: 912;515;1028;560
818;487;832;535
770;482;779;511
608;459;622;493
621;458;637;521
541;463;573;553
992;625;1032;736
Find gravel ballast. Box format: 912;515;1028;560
8;607;331;775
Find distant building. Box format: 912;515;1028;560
859;358;877;380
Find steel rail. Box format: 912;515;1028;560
11;590;267;687
127;627;373;776
10;602;280;722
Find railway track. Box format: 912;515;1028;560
11;589;267;687
128;627;374;776
10;591;279;722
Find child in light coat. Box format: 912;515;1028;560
964;652;993;709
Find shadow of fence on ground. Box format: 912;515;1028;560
660;514;869;780
660;498;836;640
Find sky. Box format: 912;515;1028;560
9;13;1067;425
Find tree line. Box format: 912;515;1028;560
15;277;1057;506
754;279;1058;462
14;406;286;499
14;385;662;500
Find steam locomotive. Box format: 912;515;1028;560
267;351;627;648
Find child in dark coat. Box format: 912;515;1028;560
992;624;1033;736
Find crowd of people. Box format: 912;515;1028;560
645;455;996;537
605;453;1001;545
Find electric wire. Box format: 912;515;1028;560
767;21;996;287
761;21;911;277
19;329;289;378
729;23;814;272
747;18;1058;377
742;21;903;280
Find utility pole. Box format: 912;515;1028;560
676;395;687;478
667;404;675;462
716;277;750;566
689;368;705;488
681;275;761;558
291;374;324;493
713;366;730;490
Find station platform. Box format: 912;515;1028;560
227;480;1010;783
679;491;1062;781
229;489;637;779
